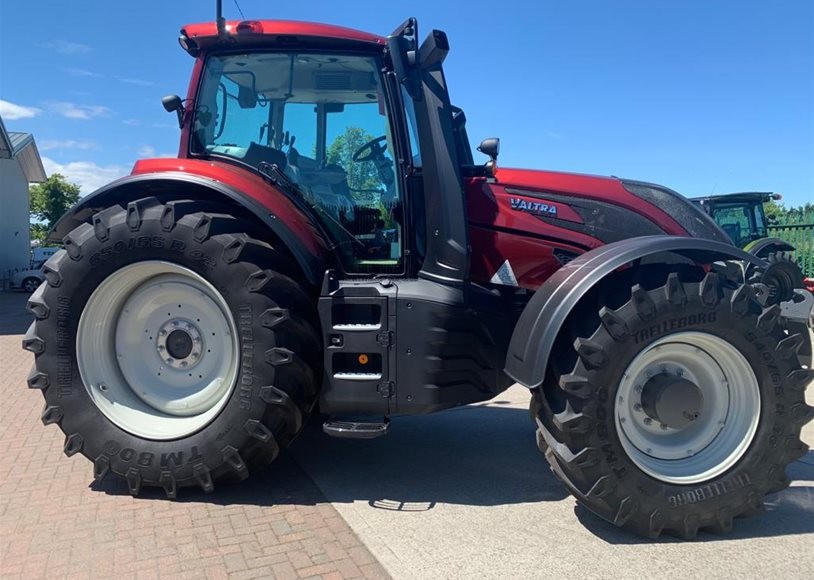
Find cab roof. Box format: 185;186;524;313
690;192;777;204
180;20;385;53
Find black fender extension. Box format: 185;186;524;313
505;235;767;388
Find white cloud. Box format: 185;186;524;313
39;40;92;55
42;157;129;194
39;139;96;151
64;67;103;78
119;78;155;87
137;145;156;157
0;99;43;120
546;131;563;140
47;102;112;120
123;119;142;126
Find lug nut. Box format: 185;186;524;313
634;403;643;412
643;418;653;426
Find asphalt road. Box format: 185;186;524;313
292;386;814;579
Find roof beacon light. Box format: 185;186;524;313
237;21;264;35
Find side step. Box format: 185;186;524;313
323;420;390;440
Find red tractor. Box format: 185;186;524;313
24;13;813;539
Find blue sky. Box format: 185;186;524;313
1;0;812;205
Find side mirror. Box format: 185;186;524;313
477;138;500;176
477;138;500;161
161;94;185;129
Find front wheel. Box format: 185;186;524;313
24;198;321;496
534;269;813;538
22;277;41;293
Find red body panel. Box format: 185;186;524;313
466;169;692;289
131;158;327;256
181;20;385;47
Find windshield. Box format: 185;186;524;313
192;51;403;273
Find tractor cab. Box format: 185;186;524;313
190;50;405;271
690;191;780;248
175;18;478;284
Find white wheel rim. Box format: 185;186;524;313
615;331;760;485
77;261;239;440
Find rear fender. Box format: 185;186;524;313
49;171;327;286
505;235;766;388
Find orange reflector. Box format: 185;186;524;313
358;354;369;365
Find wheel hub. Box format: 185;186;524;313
157;320;203;368
640;373;704;429
615;332;760;485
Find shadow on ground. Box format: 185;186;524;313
92;406;814;543
0;292;31;335
92;406;568;508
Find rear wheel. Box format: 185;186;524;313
533;268;813;538
24;198;321;496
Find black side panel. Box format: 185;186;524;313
317;276;515;416
393;280;515;414
505;236;766;389
47;172;327;286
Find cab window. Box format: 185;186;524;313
193;52;403;274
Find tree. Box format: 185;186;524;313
326;127;380;197
30;174;80;243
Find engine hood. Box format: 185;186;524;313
475;167;731;244
465;167;733;289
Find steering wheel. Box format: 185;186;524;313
352;135;387;162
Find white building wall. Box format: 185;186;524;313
0;159;31;277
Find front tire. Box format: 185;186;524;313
22;277;41;293
24;198;321;496
534;269;814;538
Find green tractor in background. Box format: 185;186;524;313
692;191;812;366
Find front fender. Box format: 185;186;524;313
49;169;328;286
743;237;796;257
505;235;766;388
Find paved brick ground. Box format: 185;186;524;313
0;293;389;580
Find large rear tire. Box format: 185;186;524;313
24;198;321;496
533;268;813;538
